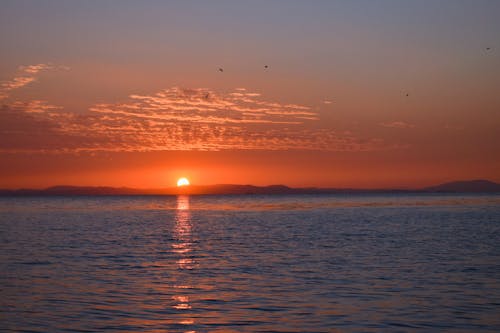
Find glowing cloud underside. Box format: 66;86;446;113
0;65;388;153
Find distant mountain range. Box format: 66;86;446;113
1;180;499;196
422;179;500;193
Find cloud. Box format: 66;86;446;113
323;100;333;104
0;70;388;154
1;76;36;91
380;121;415;129
0;63;68;101
17;64;54;74
89;87;319;127
9;100;62;113
75;87;382;152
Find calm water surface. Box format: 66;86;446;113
1;194;500;332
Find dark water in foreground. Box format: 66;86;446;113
1;194;500;332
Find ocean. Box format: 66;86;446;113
1;194;500;332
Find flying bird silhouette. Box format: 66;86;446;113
218;68;224;72
486;47;491;51
264;65;268;69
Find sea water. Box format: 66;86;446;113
1;194;500;332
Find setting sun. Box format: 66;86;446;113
177;177;190;187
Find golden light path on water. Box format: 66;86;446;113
173;195;196;331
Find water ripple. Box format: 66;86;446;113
1;194;500;331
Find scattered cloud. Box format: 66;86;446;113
380;121;415;129
17;63;54;74
9;100;62;113
0;64;390;154
1;85;388;153
90;87;318;126
0;63;68;101
323;100;333;105
1;76;36;91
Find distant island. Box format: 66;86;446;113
1;180;499;196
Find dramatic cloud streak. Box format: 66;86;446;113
0;65;387;154
90;87;318;125
1;85;386;153
0;63;67;100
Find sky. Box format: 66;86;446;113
1;0;499;189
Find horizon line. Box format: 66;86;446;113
1;179;499;194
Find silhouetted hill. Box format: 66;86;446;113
1;180;499;196
45;186;144;195
0;184;299;196
184;184;294;195
0;185;144;196
422;180;500;193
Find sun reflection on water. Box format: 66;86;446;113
173;195;196;331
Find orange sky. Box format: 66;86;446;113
1;1;499;189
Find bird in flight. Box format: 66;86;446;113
486;47;491;51
218;68;224;72
264;65;268;69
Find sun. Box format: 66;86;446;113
177;177;190;187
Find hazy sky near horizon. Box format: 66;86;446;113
1;0;499;188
